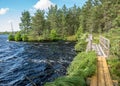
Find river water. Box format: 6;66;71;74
0;35;76;86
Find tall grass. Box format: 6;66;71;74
44;51;96;86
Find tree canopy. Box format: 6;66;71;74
18;0;120;41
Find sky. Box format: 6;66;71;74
0;0;87;32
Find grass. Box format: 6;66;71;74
92;33;100;44
67;51;96;77
66;35;77;42
27;35;77;42
44;51;97;86
107;58;120;85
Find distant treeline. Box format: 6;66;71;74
9;0;120;41
0;32;12;35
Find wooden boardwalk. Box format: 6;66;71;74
86;34;117;86
90;57;114;86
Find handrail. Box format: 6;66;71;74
99;36;110;57
86;34;92;52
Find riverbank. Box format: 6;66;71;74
44;29;120;86
44;51;96;86
0;35;76;86
44;33;97;86
8;33;77;42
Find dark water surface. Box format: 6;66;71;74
0;35;76;86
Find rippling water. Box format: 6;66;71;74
0;35;76;86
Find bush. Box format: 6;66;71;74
75;33;88;52
105;28;120;58
8;34;14;41
44;51;96;86
108;59;120;85
75;26;83;41
66;35;76;41
42;29;50;40
15;32;22;41
45;76;85;86
22;34;28;41
75;40;87;52
67;51;96;78
50;29;58;41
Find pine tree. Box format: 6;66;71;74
19;11;31;34
31;10;45;36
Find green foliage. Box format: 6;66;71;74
105;28;120;58
45;76;85;86
22;34;28;41
66;35;76;41
75;33;88;52
42;29;50;40
44;51;96;86
32;10;45;36
75;40;87;52
18;0;120;41
107;58;120;85
50;29;58;41
75;26;83;41
113;15;120;28
15;32;22;41
67;51;96;78
8;34;15;41
19;11;31;34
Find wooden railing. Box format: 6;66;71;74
86;35;118;86
86;34;93;52
99;36;110;57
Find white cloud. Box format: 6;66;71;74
0;8;9;15
34;0;55;10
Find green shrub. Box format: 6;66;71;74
67;51;96;78
75;26;83;41
8;34;15;41
22;34;28;41
75;41;87;52
44;51;96;86
42;29;50;40
108;59;120;85
50;29;58;41
75;33;88;52
45;76;85;86
67;35;76;41
15;32;22;41
105;28;120;58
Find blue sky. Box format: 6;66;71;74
0;0;87;32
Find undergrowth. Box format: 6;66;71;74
44;51;96;86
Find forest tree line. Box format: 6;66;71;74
9;0;120;41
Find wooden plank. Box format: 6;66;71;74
102;58;114;86
97;57;105;86
90;75;97;86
